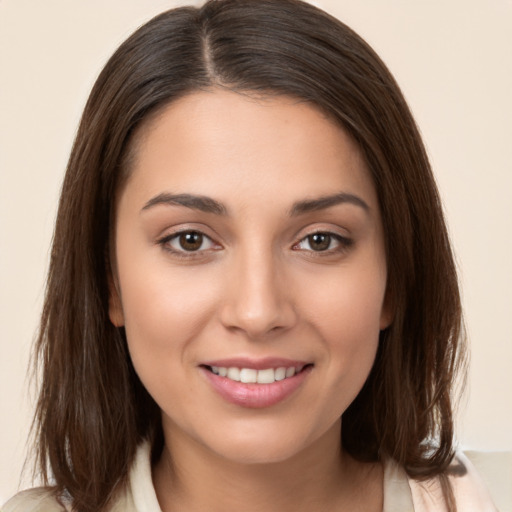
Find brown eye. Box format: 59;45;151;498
178;231;204;251
158;230;217;256
307;233;331;251
294;231;352;254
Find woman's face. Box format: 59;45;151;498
110;90;391;464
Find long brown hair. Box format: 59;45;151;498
33;1;466;510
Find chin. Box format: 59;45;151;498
214;437;306;465
198;417;328;466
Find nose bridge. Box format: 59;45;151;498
221;241;295;338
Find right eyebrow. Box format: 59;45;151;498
289;192;370;216
141;193;228;216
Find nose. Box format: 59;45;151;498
219;248;297;339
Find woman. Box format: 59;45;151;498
2;0;501;511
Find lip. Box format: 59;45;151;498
201;357;309;370
199;358;313;408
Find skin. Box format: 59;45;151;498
110;89;392;512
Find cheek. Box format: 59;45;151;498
119;268;224;429
122;272;216;338
321;290;382;379
299;262;386;404
302;263;387;342
115;246;221;381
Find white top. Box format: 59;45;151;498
3;442;508;511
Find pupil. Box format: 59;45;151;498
179;231;203;251
310;233;330;251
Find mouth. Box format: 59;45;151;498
199;360;314;408
201;364;312;384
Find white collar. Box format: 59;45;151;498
128;440;416;512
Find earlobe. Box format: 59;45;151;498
379;308;393;330
108;275;125;327
379;289;395;330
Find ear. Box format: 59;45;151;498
108;273;125;327
379;287;395;330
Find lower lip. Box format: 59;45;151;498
201;366;312;408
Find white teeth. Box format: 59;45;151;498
240;368;257;383
257;368;275;384
210;365;305;384
274;367;286;381
227;367;241;381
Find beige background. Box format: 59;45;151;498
1;0;511;503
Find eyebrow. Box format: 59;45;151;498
141;193;227;215
289;193;370;216
141;191;369;217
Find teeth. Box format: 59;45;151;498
257;368;275;384
274;367;286;381
285;367;296;378
227;367;241;381
240;368;257;383
210;365;304;384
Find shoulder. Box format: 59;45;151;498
2;443;154;512
2;486;136;512
2;488;67;512
409;450;511;512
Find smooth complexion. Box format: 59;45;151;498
110;90;391;512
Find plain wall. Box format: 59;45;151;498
1;0;511;503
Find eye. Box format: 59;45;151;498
294;232;351;252
159;230;216;253
303;233;333;251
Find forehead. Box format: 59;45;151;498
121;89;378;211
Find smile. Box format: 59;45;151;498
200;360;313;408
208;365;304;384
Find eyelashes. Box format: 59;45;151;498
156;230;220;260
292;232;353;253
156;229;353;260
165;231;216;252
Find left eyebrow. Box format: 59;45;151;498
141;193;228;215
289;192;370;216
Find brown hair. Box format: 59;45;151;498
33;0;466;510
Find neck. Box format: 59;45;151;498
153;419;382;512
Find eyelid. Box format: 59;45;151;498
292;228;354;254
292;223;351;242
170;232;215;251
156;227;222;257
155;224;353;258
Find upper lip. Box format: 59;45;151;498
200;357;312;370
